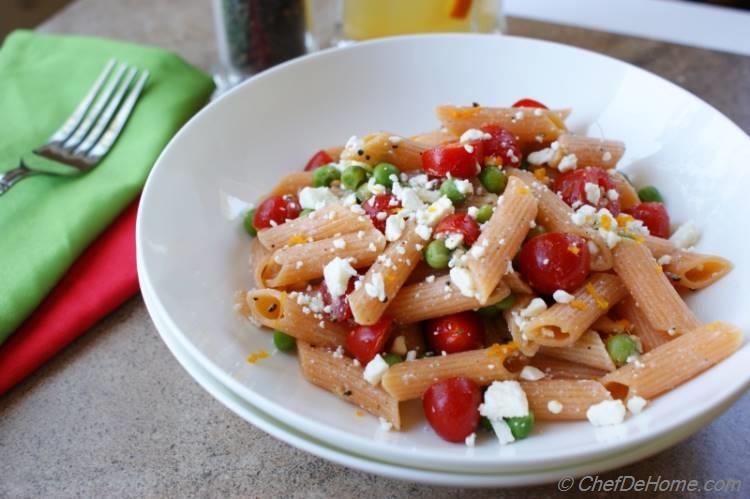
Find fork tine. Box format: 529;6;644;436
46;59;116;144
86;69;150;161
73;67;138;156
62;63;128;150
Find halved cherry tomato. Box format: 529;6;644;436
433;213;481;246
304;150;334;171
346;317;393;365
553;167;620;215
518;232;590;294
423;377;482;442
627;202;670;239
253;195;302;229
512;98;548;109
320;275;357;322
480;124;521;166
421;141;484;178
362;193;401;232
425;311;485;354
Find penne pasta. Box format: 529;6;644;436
521;380;613;420
591;315;633;335
615;296;671;352
410;129;458;146
340;132;428;171
246;289;348;347
381;344;523;401
260;230;385;288
465;176;538;303
612;239;700;336
387;275;510;324
297;342;401;429
539;330;616;372
525;273;628;347
503;295;539;356
609;171;639;210
554;134;625;170
348;220;424;325
530;354;608;380
503;271;534;295
600;321;742;400
389;323;426;356
257;203;374;250
662;251;732;290
435;105;568;149
249;238;272;288
265;171;313;199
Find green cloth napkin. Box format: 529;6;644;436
0;30;215;344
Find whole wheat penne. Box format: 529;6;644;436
554;134;625;169
507;168;613;270
539;330;616;372
297;342;400;429
464;192;499;209
662;251;732;290
249;238;272;287
387;275;510;324
642;234;675;258
381;344;522;401
261;230;385;288
503;295;539;356
521;380;613;420
340;132;428;171
410;129;458;146
246;289;348;347
323;145;344;160
389;323;426;356
600;321;742;400
349;221;424;325
265;171;313;199
612;239;700;336
466;176;538;303
615;296;670;352
503;271;534;295
435;105;567;149
591;315;633;335
530;355;608;380
525;273;628;347
257;203;374;250
609;171;640;210
404;262;446;285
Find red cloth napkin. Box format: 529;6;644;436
0;198;140;395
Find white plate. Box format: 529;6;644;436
143;278;736;487
137;34;750;474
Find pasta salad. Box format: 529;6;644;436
240;98;740;446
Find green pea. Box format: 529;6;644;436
479;166;507;194
478;294;516;318
440;178;466;205
312;164;340;187
479;416;494;433
372;162;400;188
638;185;664;203
243;209;257;237
356;182;373;202
475;204;494;224
505;411;535;440
341;165;369;191
606;334;637;366
299;208;314;218
525;225;546;241
424;239;451;269
383;353;404;366
273;331;296;352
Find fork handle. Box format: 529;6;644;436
0;165;35;195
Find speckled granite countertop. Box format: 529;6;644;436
2;1;749;497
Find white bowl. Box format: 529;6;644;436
137;34;750;474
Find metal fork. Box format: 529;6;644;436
0;59;149;195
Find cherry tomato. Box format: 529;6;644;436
425;311;485;354
553;167;620;215
421;141;484;178
303;150;334;171
512;98;548;109
627;202;671;239
320;275;357;322
253;195;302;229
518;232;590;294
362;193;401;232
433;213;481;246
480;124;522;166
345;317;393;365
422;377;482;442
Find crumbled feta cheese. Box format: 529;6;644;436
392;184;425;212
367;176;387;195
332;345;344;358
448;248;467;269
376;211;388;221
332;238;346;249
344;135;364;155
368;242;377;252
602;151;613;162
364;272;386;302
514;110;524;121
469;244;485;258
323;257;357;297
295;261;304;270
552;289;575;304
444;233;464;250
460;128;492;143
379;417;393;431
464;432;476;447
670;221;701;249
479;381;529;419
425;275;436;284
586;400;626;426
584;182;601;204
415;224;432;240
384;214;406;242
464;144;474;154
454;179;474;195
388;135;402;145
657;254;672;265
521;298;547;318
449;267;476;298
357;230;365;239
547;400;564;414
626;396;647;414
406;350;417;361
527;142;559;165
363;355;389;385
299;187;338;210
416;196;454;227
520;366;545;381
557;153;578;172
607;189;620;201
489;419;515;445
467;206;479;219
588;240;599;254
571;204;597;226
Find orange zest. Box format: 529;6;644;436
246;350;270;364
355;410;365;417
567;245;580;255
533;168;547;182
287;234;307;245
616;213;635;227
486;342;517;358
516;185;530;195
451;106;482;119
570;299;588;311
585;283;609;310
